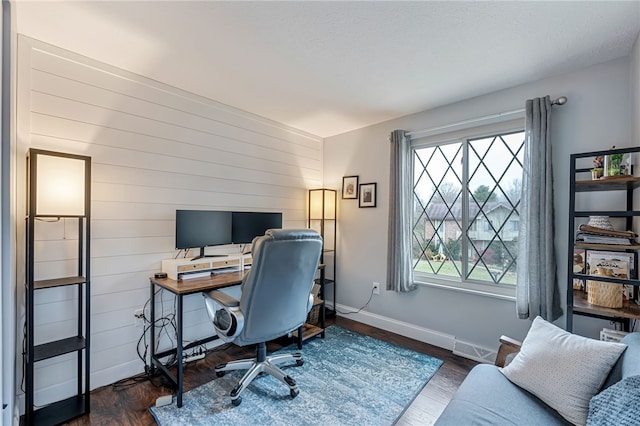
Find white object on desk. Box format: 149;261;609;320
180;271;211;280
162;254;251;280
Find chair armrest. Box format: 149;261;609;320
202;290;244;342
495;335;522;367
204;289;239;307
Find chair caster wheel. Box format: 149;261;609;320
232;397;242;406
290;388;299;398
296;359;304;367
216;371;225;378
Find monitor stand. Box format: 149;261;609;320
191;247;228;261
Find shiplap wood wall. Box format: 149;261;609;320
15;35;323;406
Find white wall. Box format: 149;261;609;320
633;32;640;144
325;57;634;350
13;35;322;408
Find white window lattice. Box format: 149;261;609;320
412;130;525;285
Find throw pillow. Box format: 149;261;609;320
501;316;627;426
587;375;640;426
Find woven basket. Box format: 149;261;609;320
587;280;623;308
306;303;321;325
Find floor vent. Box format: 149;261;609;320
453;339;497;364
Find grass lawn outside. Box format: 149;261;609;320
414;259;516;284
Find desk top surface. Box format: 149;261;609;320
150;270;245;295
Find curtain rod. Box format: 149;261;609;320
407;96;567;139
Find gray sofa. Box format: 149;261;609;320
435;332;640;425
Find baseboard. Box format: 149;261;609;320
334;303;499;364
334;303;456;351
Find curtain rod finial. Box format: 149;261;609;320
553;96;567;105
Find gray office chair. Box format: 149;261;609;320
202;229;323;406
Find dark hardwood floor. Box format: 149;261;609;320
63;317;477;425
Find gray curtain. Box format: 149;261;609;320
387;130;416;292
516;96;562;321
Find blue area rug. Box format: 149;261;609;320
150;325;443;425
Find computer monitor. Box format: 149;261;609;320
232;212;283;245
175;210;232;260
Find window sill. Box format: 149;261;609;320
414;275;516;302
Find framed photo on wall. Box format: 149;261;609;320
342;176;359;199
359;183;376;208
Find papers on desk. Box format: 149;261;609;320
211;267;240;275
179;271;211;280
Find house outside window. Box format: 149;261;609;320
411;120;524;297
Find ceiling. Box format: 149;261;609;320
15;1;640;138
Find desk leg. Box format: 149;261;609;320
176;294;184;408
149;282;156;372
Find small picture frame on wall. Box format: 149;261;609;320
358;183;376;208
342;175;359;199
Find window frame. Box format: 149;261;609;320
410;117;525;299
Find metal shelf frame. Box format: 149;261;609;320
567;147;640;332
25;149;91;425
307;189;337;335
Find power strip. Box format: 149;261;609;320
183;353;205;363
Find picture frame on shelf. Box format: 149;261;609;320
342;176;359;199
585;250;634;308
573;248;586;290
586;251;635;279
358;183;376;208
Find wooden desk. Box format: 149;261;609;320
149;271;244;407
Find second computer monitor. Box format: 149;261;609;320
232;212;283;244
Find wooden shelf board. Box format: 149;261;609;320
293;324;324;341
572;289;640;320
32;394;87;425
571;273;640;286
34;336;86;362
574;242;640;250
35;276;86;289
575;176;640;192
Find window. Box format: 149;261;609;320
412;125;524;294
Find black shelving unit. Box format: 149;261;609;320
25;149;91;425
304;189;337;341
566;146;640;333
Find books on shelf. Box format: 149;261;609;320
575;224;637;246
578;224;636;238
577;234;632;245
600;328;629;343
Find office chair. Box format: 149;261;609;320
202;229;323;406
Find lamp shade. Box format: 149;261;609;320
309;189;336;220
28;149;90;217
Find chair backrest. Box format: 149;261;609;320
235;228;323;345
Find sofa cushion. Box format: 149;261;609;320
587;375;640;426
501;317;626;426
435;364;571;425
